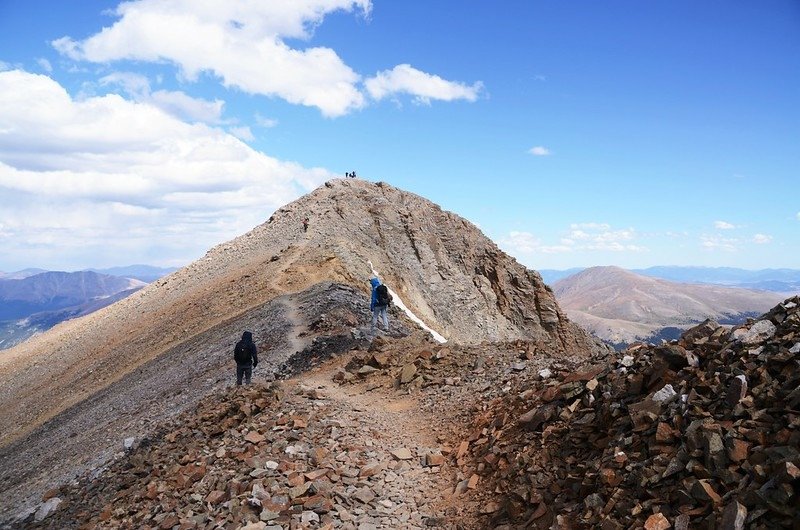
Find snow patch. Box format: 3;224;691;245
368;261;447;343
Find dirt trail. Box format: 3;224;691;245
279;296;310;358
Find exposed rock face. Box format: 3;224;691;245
0;179;601;523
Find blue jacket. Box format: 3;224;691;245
370;277;381;310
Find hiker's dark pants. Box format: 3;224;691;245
236;363;252;385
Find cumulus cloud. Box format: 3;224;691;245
752;233;772;244
714;220;736;230
500;223;646;258
528;146;551;156
0;69;332;268
36;58;53;72
700;235;739;252
255;114;279;128
229;126;255;142
565;223;645;252
52;0;374;117
100;72;225;123
51;1;482;116
364;64;482;104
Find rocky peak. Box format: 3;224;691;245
219;178;602;353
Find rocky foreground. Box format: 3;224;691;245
15;297;800;529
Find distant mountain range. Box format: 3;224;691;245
552;266;789;348
540;265;800;293
0;267;175;350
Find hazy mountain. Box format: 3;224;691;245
634;265;800;292
0;270;145;321
552;265;787;347
541;266;800;293
0;268;47;280
0;288;142;350
0;179;605;519
87;264;178;283
538;267;585;285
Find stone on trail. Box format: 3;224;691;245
390;447;413;460
399;363;417;383
244;431;265;443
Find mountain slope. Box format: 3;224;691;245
0;179;603;521
0;271;145;320
553;266;786;345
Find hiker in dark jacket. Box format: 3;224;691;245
233;331;258;385
370;277;391;331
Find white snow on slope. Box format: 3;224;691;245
368;261;447;343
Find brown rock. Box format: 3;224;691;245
691;479;722;504
244;431;265;444
303;494;334;513
390;447;413;460
643;513;670;530
456;441;469;459
159;514;180;529
399;363;417;384
205;490;227;504
426;453;445;467
726;438;750;462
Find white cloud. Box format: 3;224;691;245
562;223;645;251
53;0;372;117
0;69;332;268
714;220;736;230
364;64;482;104
36;58;53;72
528;146;551;156
752;233;772;244
796;212;800;221
255;114;279;128
100;72;224;123
500;223;646;258
700;235;739;252
229;126;255;142
52;1;481;117
501;231;541;254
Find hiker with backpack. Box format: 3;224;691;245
233;331;258;385
370;277;392;331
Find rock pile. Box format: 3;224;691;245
24;369;453;529
456;296;800;529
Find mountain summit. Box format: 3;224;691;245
0;179;601;521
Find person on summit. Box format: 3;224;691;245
233;331;258;385
370;277;392;331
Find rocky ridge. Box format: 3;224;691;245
0;179;605;527
15;296;799;529
0;179;599;450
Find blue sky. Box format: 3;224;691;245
0;0;798;272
